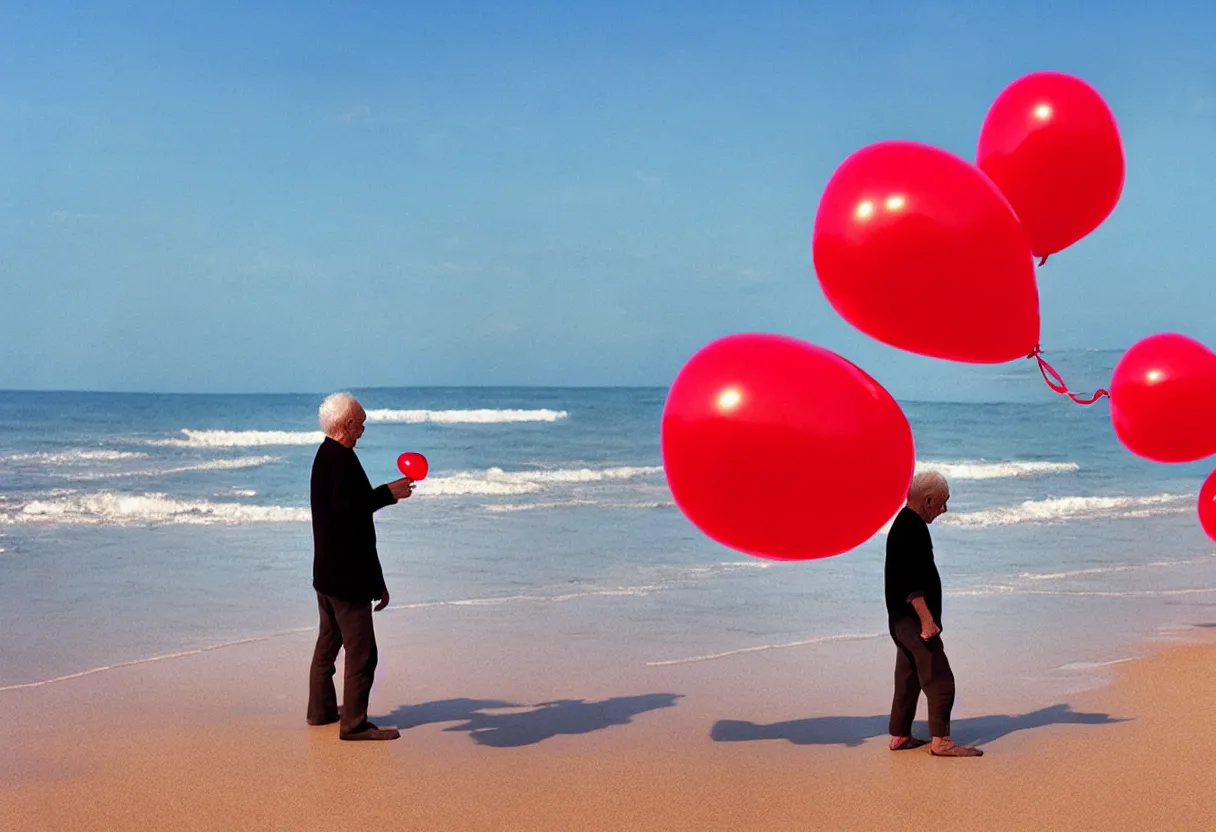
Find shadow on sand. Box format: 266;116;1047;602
376;693;683;748
711;703;1129;748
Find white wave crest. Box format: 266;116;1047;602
152;430;325;448
364;408;568;424
420;466;662;497
942;493;1193;528
483;500;600;512
1056;657;1139;671
69;456;281;480
0;627;316;693
483;498;675;513
951;585;1216;599
917;460;1079;480
4;449;150;464
389;562;770;611
0;491;310;526
395;587;668;608
1015;555;1216;582
646;632;887;667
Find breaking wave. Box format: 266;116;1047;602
0;491;309;526
151;430;324;448
364;408;568;424
2;449;150;465
942;493;1193;528
419;466;663;497
68;456;281;480
917;460;1079;480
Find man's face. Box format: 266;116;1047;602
338;407;367;449
925;491;950;524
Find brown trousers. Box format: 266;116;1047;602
888;616;956;738
307;592;379;735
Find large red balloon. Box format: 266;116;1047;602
1109;334;1216;463
396;452;429;481
812;140;1039;364
1200;470;1216;543
660;333;915;561
977;71;1124;260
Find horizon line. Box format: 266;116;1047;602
0;385;1112;408
0;384;671;396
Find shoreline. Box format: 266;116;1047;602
1;589;1201;706
4;620;1216;829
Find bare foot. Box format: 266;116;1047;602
889;735;928;751
930;738;983;757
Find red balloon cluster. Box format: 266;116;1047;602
812;70;1125;365
664;71;1215;555
660;334;914;561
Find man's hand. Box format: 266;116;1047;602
908;595;939;640
388;477;414;501
375;588;390;612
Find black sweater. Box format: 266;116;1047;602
884;508;943;630
310;437;397;603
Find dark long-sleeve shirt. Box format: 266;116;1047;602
884;507;943;630
310;437;396;603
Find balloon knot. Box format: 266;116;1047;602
1032;346;1108;406
1038;255;1049;267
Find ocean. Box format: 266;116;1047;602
2;360;1215;707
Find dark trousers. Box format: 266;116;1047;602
308;592;379;735
888;616;956;738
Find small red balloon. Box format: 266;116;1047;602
812;140;1039;364
396;452;429;481
661;333;915;561
1109;333;1216;463
977;71;1125;260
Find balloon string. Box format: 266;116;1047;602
1027;346;1109;406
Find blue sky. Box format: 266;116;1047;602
1;0;1214;396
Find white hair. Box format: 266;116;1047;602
908;471;949;502
318;392;363;437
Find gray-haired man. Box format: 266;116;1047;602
884;471;982;758
307;392;414;741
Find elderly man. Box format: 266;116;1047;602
307;392;415;741
884;471;982;758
